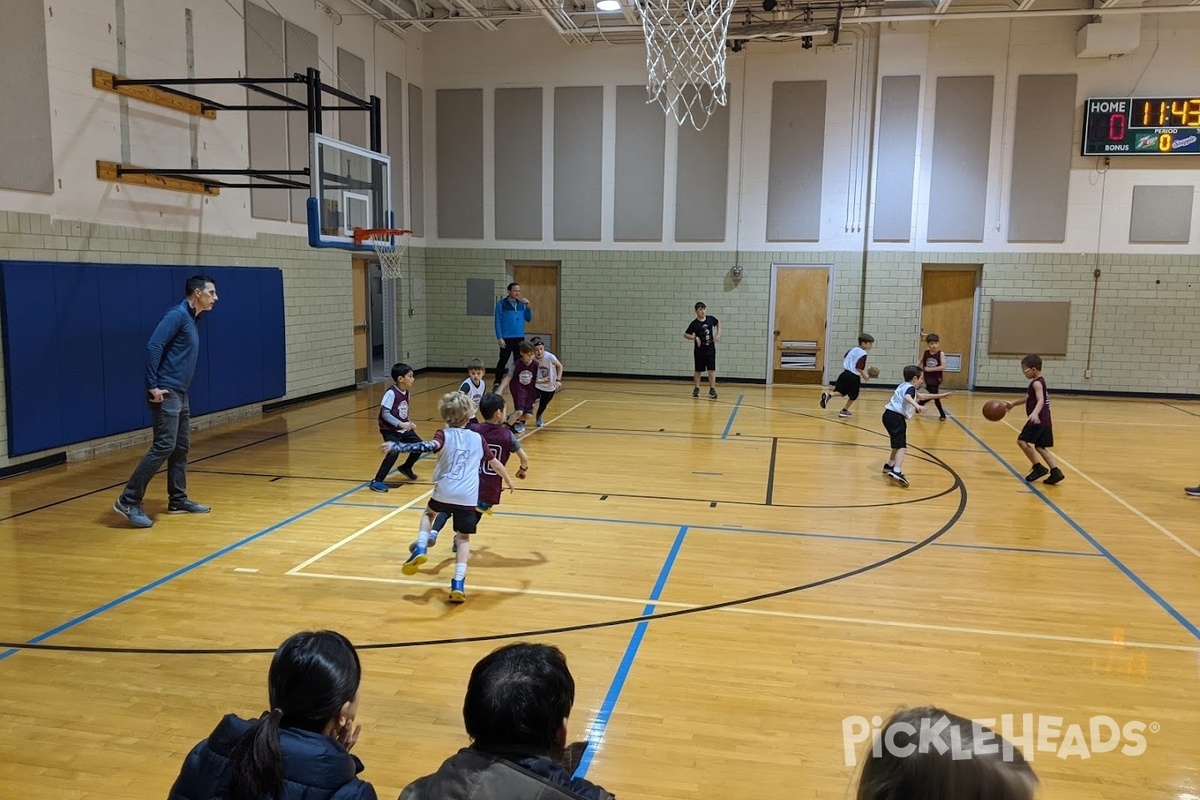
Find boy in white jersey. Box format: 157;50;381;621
531;338;564;427
459;358;487;420
383;392;513;603
822;334;874;418
880;365;950;487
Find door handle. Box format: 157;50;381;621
353;323;368;332
773;330;781;336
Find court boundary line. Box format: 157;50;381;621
999;420;1199;560
573;525;689;778
721;394;744;439
289;570;1200;654
953;419;1200;641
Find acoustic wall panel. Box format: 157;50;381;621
436;89;484;239
284;22;319;222
0;0;53;193
386;73;405;227
1129;186;1194;244
927;76;994;242
1008;74;1077;243
408;85;425;236
676;90;730;242
338;49;367;148
766;81;827;242
245;2;288;221
614;86;666;241
554;87;604;241
873;76;921;242
495;88;543;240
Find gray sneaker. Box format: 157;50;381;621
167;498;211;514
114;498;153;528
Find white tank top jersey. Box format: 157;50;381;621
535;352;560;392
459;377;486;415
886;382;918;418
843;346;867;373
432;427;485;506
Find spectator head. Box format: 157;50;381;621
463;642;575;755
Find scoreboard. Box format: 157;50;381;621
1082;96;1200;156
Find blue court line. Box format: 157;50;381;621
0;483;370;663
573;525;688;779
952;419;1200;640
328;502;1098;558
721;394;744;439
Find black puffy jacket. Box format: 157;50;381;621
168;714;377;800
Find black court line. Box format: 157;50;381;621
765;437;778;505
0;380;459;523
0;444;968;656
1163;402;1200;419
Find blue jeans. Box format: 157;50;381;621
120;391;191;505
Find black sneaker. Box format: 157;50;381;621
882;463;893;474
167;498;211;514
820;391;829;409
692;388;700;398
1045;467;1065;485
709;388;718;399
1185;486;1200;497
1025;464;1049;482
398;467;418;481
886;470;909;488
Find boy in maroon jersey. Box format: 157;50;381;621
420;392;529;553
497;341;539;434
1004;354;1064;485
370;363;421;492
918;333;947;420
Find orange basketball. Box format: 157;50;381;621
982;400;1008;422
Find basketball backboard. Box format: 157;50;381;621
307;133;392;250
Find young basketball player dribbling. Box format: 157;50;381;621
1005;354;1064;485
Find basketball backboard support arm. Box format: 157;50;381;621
94;67;382;191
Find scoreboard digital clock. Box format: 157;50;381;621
1082;96;1200;155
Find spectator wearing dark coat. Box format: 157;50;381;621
168;630;376;800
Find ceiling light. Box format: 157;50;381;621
596;0;621;10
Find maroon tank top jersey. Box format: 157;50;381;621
472;421;516;506
511;359;539;407
1025;376;1052;425
378;387;410;432
922;350;941;385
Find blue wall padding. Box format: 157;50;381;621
1;262;287;457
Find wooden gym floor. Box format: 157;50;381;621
1;375;1197;799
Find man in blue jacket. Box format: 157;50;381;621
114;275;218;528
493;282;533;390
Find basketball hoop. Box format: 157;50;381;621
353;228;412;280
639;0;737;131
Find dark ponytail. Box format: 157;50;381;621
227;631;361;800
227;708;284;800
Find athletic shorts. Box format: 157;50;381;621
1018;422;1054;449
833;370;861;401
882;409;908;450
694;348;716;372
428;498;480;535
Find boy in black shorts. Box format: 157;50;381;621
684;302;720;399
822;334;874;418
1005;354;1064;485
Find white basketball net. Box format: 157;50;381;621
639;0;737;131
364;231;410;281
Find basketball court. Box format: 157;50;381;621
2;380;1198;798
2;0;1200;797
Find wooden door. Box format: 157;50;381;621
352;257;370;383
771;266;830;385
919;267;978;390
512;263;560;353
